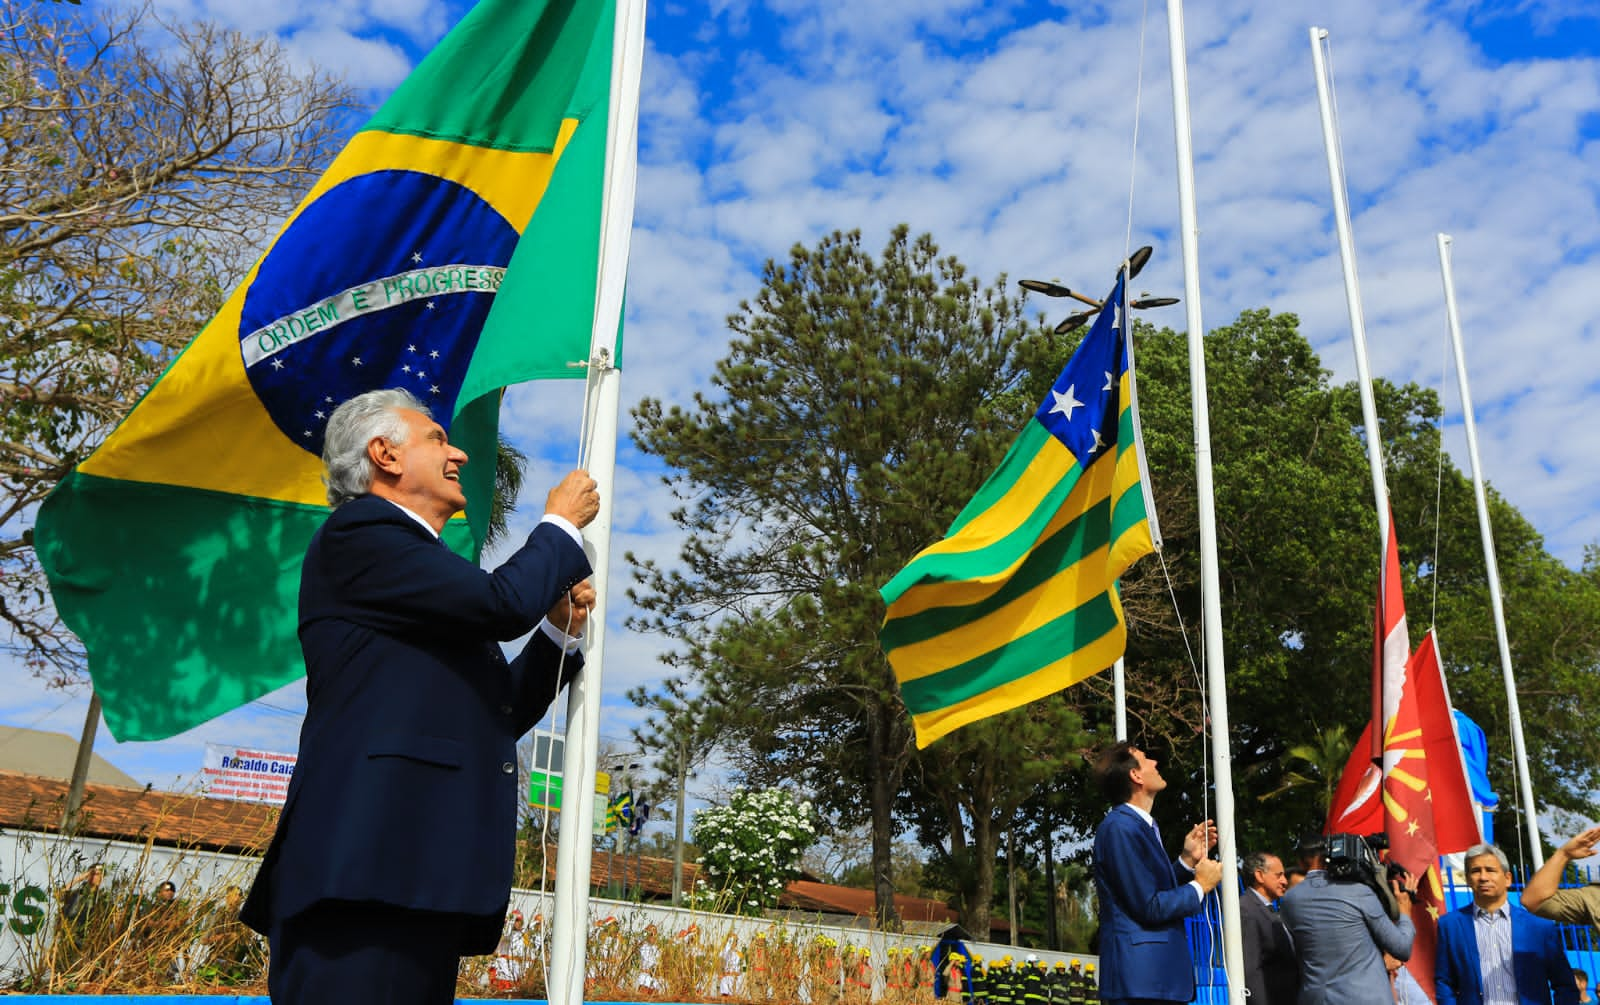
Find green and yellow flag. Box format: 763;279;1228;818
36;0;624;741
879;274;1153;748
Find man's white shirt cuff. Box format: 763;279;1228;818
540;513;582;547
538;618;583;654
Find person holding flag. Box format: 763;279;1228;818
241;389;598;1002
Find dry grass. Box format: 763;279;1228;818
17;858;947;1001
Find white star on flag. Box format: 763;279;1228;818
1113;301;1123;331
411;252;422;264
1049;385;1083;420
1089;428;1106;454
1102;370;1113;392
271;359;285;371
351;357;362;367
425;301;435;310
429;350;440;359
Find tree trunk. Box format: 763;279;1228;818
1043;829;1059;950
963;808;999;939
673;737;687;906
868;703;903;930
1007;826;1019;947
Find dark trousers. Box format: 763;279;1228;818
268;900;466;1004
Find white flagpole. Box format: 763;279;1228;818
1166;2;1244;1001
1113;658;1127;741
1309;28;1393;542
1435;234;1543;867
548;0;646;1001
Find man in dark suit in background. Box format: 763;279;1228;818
242;388;599;1004
1091;742;1222;1005
1240;851;1298;1005
1434;843;1577;1005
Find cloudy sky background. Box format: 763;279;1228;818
5;0;1599;803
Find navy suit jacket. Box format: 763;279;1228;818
1435;903;1578;1005
241;495;591;954
1092;803;1205;1002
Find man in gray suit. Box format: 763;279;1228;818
1280;835;1415;1005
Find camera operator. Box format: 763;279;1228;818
1280;834;1415;1005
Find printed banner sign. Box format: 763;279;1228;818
200;743;297;806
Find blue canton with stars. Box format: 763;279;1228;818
238;170;518;454
1033;274;1129;468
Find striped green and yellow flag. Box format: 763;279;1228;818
880;274;1153;748
35;0;623;742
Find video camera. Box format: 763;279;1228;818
1323;832;1400;920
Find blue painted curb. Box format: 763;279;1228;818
0;999;654;1004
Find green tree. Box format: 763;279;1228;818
1062;309;1600;852
1;1;355;680
628;226;1040;926
627;674;725;905
900;702;1092;939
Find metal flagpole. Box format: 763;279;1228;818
1166;2;1244;1001
1311;27;1396;766
1309;28;1393;539
548;0;645;1001
1113;658;1127;741
1435;233;1543;867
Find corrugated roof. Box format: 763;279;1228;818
0;770;278;853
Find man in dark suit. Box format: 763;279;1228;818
1435;843;1578;1005
1091;742;1221;1004
1240;851;1298;1005
242;388;599;1004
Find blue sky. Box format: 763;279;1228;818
5;0;1600;805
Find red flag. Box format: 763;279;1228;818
1328;512;1409;835
1325;515;1482;1003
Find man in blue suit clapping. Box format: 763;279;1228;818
242;388;599;1004
1435;843;1578;1005
1091;742;1221;1004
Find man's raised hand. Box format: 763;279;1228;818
546;470;600;528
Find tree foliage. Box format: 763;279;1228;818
1;1;355;680
1063;308;1600;856
628;226;1041;925
631;226;1600;929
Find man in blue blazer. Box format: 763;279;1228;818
1091;742;1222;1004
242;388;598;1004
1435;843;1578;1005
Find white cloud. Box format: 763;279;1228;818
18;0;1600;787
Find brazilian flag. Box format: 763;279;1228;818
36;0;628;741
